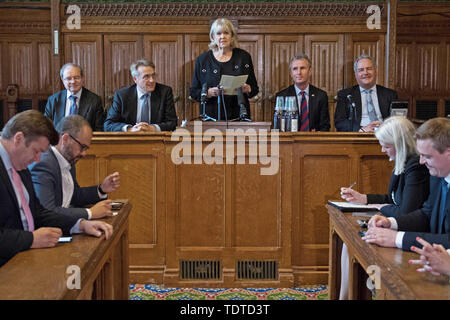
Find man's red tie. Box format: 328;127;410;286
300;91;309;132
10;167;35;231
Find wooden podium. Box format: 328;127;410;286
184;121;272;132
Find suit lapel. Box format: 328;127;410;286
0;158;21;214
354;86;363;124
150;84;160;123
56;90;68;121
129;85;138;123
308;85;317;121
78;88;89;118
48;148;64;205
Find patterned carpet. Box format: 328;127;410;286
130;284;328;300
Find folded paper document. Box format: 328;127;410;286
328;200;379;212
219;75;248;95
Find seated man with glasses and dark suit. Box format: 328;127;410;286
44;63;105;131
104;59;177;132
29;115;121;220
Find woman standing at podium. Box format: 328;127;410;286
190;18;259;121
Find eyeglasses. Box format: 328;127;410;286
69;134;89;152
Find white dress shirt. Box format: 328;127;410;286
359;85;382;127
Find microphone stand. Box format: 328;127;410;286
217;86;223;121
348;100;356;131
200;99;216;122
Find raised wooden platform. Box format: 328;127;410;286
75;131;392;287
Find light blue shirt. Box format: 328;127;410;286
294;85;310;112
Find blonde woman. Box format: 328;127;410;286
340;116;430;218
190;18;259;120
339;116;430;299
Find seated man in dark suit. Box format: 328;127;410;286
29;115;120;221
276;54;330;131
0;110;112;267
104;59;177;132
334;54;398;132
45;63;105;131
363;118;450;251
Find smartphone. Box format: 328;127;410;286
111;201;124;211
58;237;72;243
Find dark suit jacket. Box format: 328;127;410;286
396;176;450;251
29;148;101;220
104;83;177;132
44;87;105;131
366;155;430;218
275;84;330;131
0;158;79;267
334;85;398;132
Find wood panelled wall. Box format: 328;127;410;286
0;2;449;126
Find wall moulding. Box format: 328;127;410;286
68;2;386;18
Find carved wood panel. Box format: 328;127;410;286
144;35;184;123
64;34;103;97
346;34;385;88
38;42;52;94
417;42;439;93
305;34;344;97
9;42;33;95
447;43;450;93
264;35;304;121
184;34;210;122
104;35;142;109
237;34;264;121
394;42;412;94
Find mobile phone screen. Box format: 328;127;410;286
58;237;72;243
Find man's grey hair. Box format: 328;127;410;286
130;59;155;78
55;115;91;138
60;63;83;79
289;54;312;70
353;54;377;73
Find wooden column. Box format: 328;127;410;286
386;0;397;89
51;0;61;94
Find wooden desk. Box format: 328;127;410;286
327;204;450;300
0;200;131;300
76;132;395;287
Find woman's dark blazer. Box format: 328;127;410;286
366;155;430;218
190;48;259;119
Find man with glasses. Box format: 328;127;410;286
45;63;105;131
104;59;177;132
29;115;120;221
334;54;398;132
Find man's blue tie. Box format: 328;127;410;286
438;178;448;234
141;93;150;124
69;95;78;115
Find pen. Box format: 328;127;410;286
348;181;356;189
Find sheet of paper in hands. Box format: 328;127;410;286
219;75;248;95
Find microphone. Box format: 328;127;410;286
237;87;248;120
346;94;356;108
201;83;208;104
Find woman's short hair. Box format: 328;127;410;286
415;117;450;154
375;116;417;175
208;18;239;51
